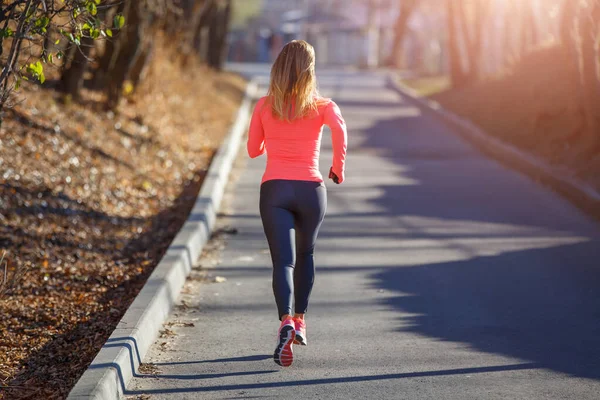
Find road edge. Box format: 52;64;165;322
387;75;600;220
67;80;258;400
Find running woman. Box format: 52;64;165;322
247;40;348;367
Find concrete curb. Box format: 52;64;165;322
387;75;600;219
67;80;259;400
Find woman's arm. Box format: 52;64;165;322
247;98;266;158
324;100;347;183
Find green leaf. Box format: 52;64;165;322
87;3;97;16
27;61;45;84
48;53;54;64
68;32;81;45
114;14;125;29
105;29;113;37
0;28;14;38
34;16;50;33
15;79;21;91
57;51;64;60
55;39;60;45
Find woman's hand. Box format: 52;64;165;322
329;167;340;184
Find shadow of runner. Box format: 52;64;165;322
155;354;272;366
86;361;276;395
125;363;537;395
138;370;278;380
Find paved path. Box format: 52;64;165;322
126;69;600;399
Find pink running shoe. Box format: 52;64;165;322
274;317;296;367
293;317;307;346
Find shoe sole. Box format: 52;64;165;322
294;331;307;346
274;325;295;367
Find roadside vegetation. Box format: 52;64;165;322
0;1;242;399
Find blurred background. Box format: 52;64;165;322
228;0;600;184
229;0;562;74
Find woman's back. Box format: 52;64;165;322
247;96;347;184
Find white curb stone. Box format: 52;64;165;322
67;79;259;400
388;75;600;218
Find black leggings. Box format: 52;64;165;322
260;179;327;320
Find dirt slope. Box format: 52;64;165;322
433;45;600;191
0;35;246;399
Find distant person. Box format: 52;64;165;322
247;40;348;367
259;28;273;63
269;32;284;61
266;31;274;60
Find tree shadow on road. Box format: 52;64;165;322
371;241;600;380
336;83;600;381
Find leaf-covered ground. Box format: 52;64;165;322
433;44;600;192
0;35;246;399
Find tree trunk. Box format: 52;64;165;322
61;2;116;95
460;0;490;80
193;0;217;59
575;0;600;157
128;41;154;91
502;0;516;63
106;1;143;109
207;2;220;68
213;0;232;70
519;1;537;55
207;0;229;69
41;25;53;59
60;36;95;99
0;0;36;109
92;0;126;90
60;41;78;74
528;4;539;47
388;0;418;67
446;0;467;87
189;0;213;50
561;0;579;45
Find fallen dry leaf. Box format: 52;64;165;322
0;31;245;400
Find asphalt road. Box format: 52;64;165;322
126;69;600;399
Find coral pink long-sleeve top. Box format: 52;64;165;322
247;96;348;184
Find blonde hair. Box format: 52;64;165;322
267;40;319;121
